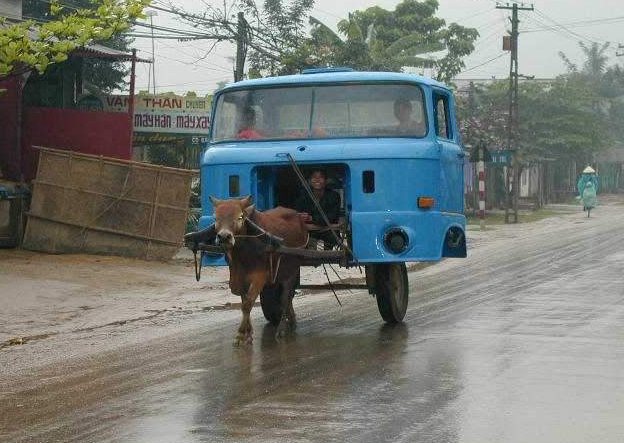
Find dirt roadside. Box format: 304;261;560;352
0;196;621;368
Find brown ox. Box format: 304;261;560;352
210;195;308;345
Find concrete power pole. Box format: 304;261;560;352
497;2;533;223
145;9;158;95
234;12;247;82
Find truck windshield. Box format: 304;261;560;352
211;83;426;142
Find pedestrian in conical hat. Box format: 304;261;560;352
577;166;599;198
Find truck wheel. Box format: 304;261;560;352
374;263;409;323
260;271;298;325
260;284;282;325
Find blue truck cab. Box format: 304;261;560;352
199;69;467;268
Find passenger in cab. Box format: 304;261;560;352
295;169;341;249
394;98;424;136
236;107;264;139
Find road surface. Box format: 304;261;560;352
1;202;623;443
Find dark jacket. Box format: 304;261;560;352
294;190;341;226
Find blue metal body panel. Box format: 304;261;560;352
199;72;466;266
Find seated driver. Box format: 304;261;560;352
236;107;264;139
394;98;422;135
295;169;341;249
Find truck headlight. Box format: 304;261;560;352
384;228;409;254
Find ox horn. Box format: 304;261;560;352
238;195;253;208
209;196;223;206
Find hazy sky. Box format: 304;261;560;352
129;0;624;95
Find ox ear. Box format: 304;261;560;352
244;204;255;217
209;196;222;206
238;195;253;208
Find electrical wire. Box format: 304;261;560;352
534;8;610;45
458;52;507;75
311;6;343;21
522;15;624;33
135;48;231;73
133;76;232;90
448;7;496;25
156;39;231;71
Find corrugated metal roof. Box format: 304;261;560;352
72;44;152;63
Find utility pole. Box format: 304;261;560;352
145;9;158;95
234;12;247;82
468;81;480;217
497;1;533;223
477;142;487;231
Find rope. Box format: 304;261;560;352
322;264;342;307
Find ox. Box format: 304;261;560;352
208;196;308;345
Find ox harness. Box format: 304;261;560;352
186;217;308;283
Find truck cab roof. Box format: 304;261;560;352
218;71;450;92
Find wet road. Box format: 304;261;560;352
2;211;624;443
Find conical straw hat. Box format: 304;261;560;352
583;166;595;173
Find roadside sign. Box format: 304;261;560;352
489;152;512;166
469;145;492;163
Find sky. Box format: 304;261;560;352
128;0;624;95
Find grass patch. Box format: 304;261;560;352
466;209;569;226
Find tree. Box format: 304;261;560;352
559;41;611;78
293;0;478;82
0;0;149;81
162;0;314;77
22;0;136;92
456;78;611;164
559;41;624;152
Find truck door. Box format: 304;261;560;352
433;89;464;214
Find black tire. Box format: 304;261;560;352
374;263;409;323
260;284;282;325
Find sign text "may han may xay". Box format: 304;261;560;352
105;94;211;135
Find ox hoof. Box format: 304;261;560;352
275;322;295;340
234;333;253;346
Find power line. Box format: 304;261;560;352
523;15;624;33
311;6;343;21
135;48;231;73
448;7;496;25
156;39;231;71
459;52;507;74
133;76;232;91
519;11;581;45
533;8;610;45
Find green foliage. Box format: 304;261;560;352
244;0;315;75
458;40;624;166
288;0;478;82
146;144;184;167
0;0;149;81
456;77;611;164
171;0;314;78
558;41;624;152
